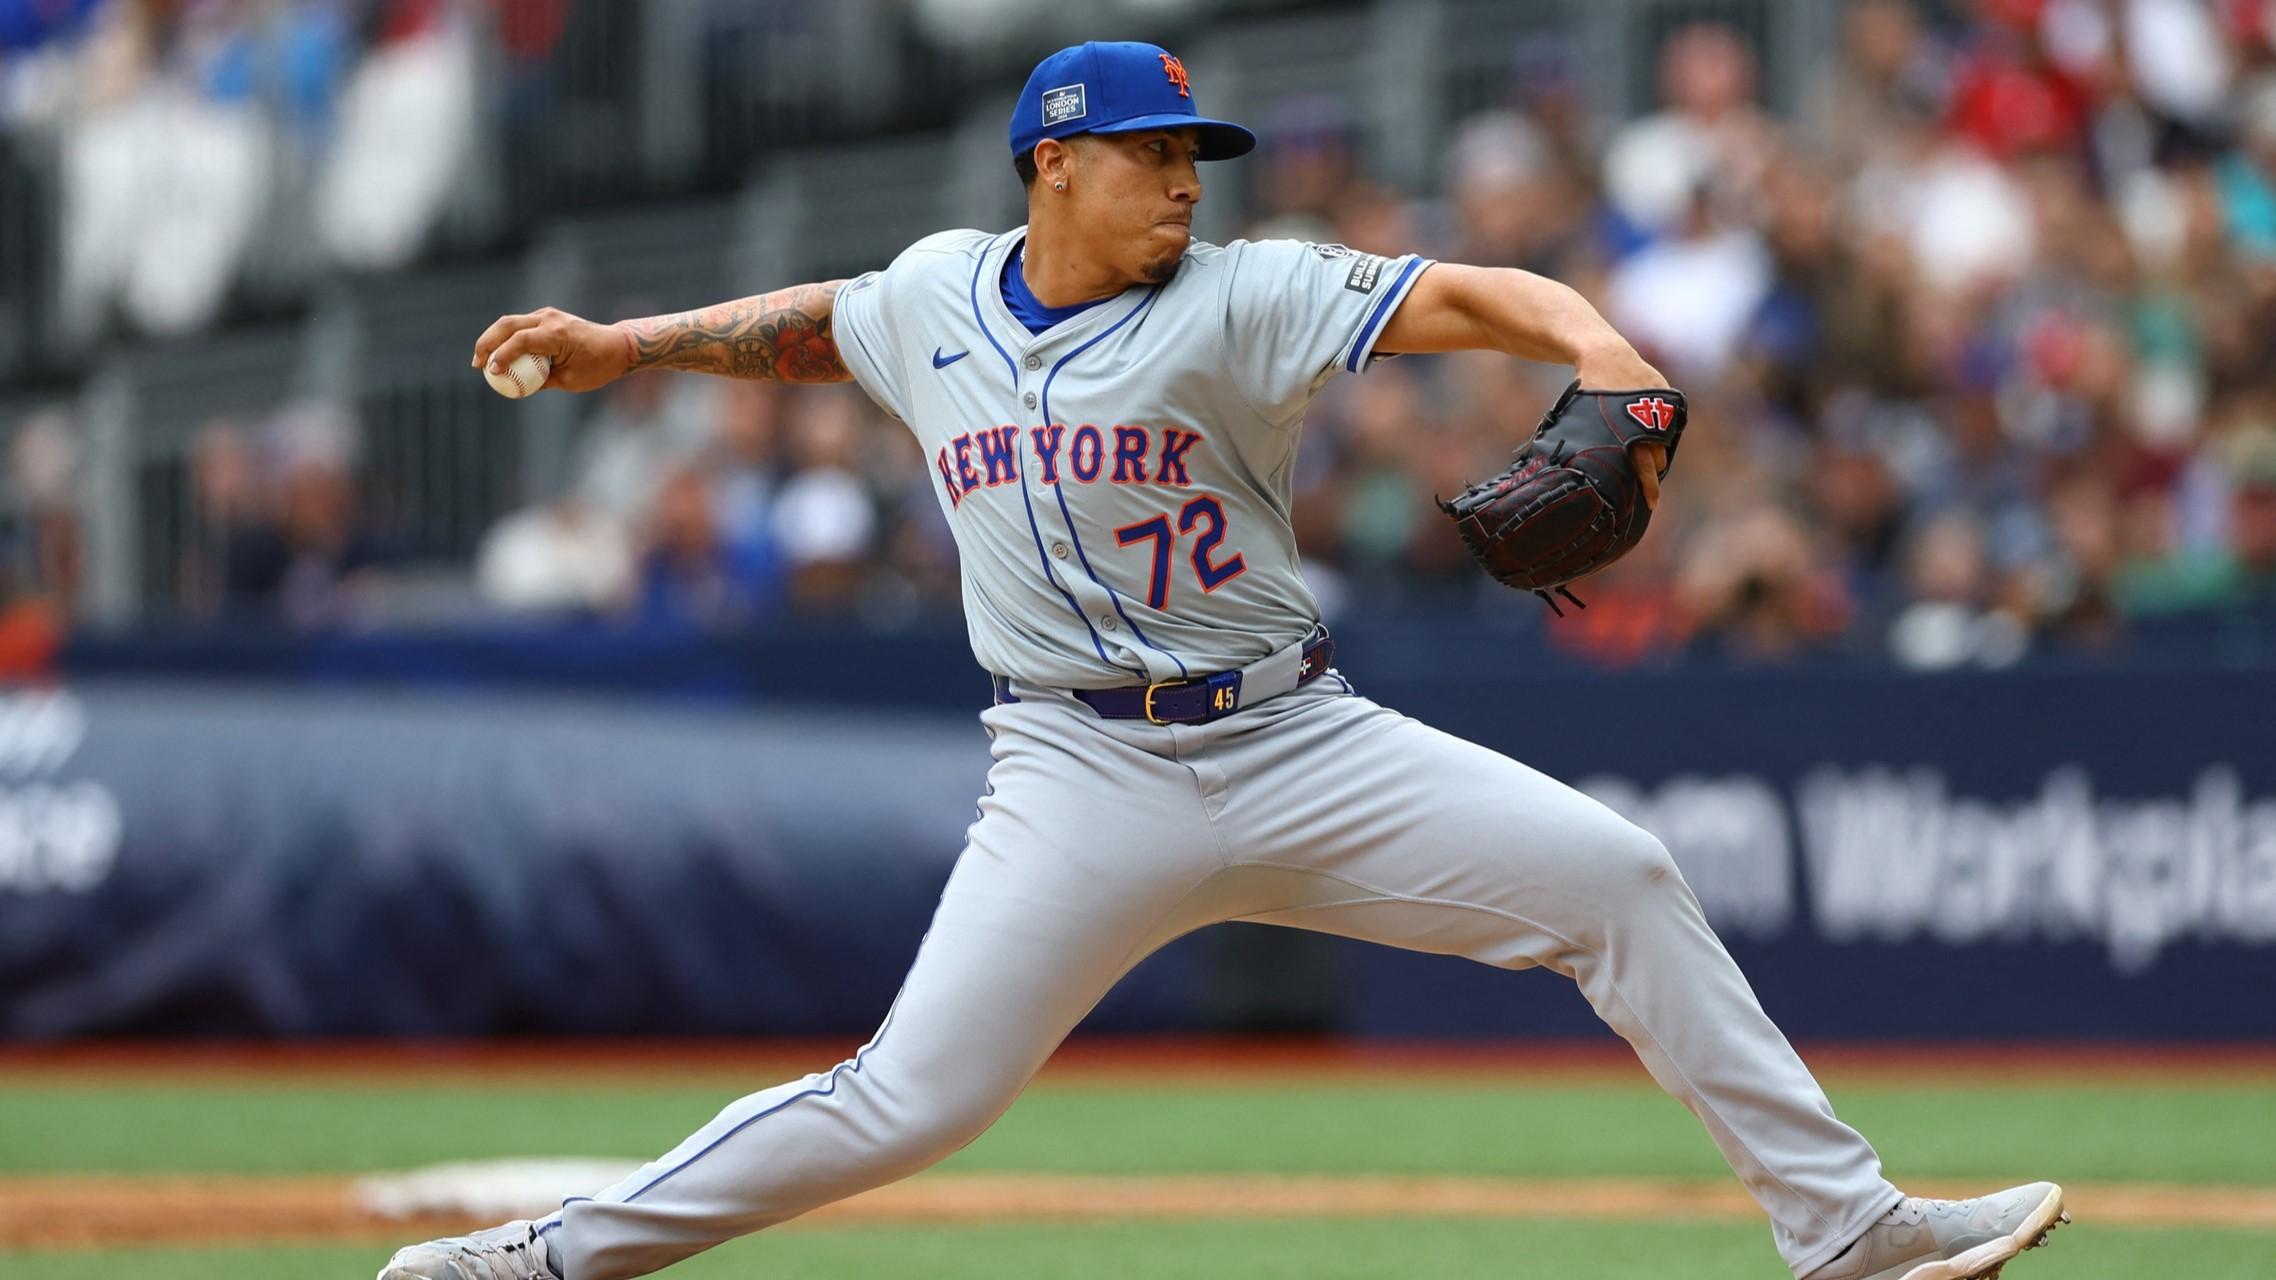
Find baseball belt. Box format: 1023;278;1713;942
991;626;1335;725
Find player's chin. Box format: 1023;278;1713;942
1138;224;1190;283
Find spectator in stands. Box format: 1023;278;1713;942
1807;0;1946;176
316;0;478;270
2221;79;2276;261
1606;181;1771;380
492;0;574;219
705;378;787;558
769;387;876;613
2111;0;2236;139
1678;506;1851;664
6;407;81;614
55;0;274;338
1943;0;2095;162
1246;96;1356;243
2031;474;2129;649
2222;441;2276;610
632;462;778;631
2121;425;2276;614
868;439;962;623
174;400;390;631
1502;34;1600;182
1740;156;1861;422
571;363;715;526
474;362;716;620
1601;22;1776;239
268;400;389;630
1805;430;1910;622
474;497;631;617
1319;362;1435;600
210;0;355;164
1855;109;2038;297
180;418;288;622
1443;109;1591;275
1886;509;2028;667
0;409;64;672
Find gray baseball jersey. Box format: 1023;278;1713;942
831;228;1428;687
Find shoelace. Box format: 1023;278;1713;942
506;1232;555;1280
1881;1196;1962;1227
460;1228;552;1280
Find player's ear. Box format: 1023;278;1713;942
1035;137;1074;194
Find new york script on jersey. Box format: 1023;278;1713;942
933;422;1208;507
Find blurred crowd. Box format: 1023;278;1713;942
7;0;2276;669
0;0;1203;343
471;0;2275;668
0;0;544;338
0;374;957;636
472;374;957;631
1275;0;2276;666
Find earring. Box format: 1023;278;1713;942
1054;181;1065;191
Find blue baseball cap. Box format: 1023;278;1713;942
1010;41;1256;162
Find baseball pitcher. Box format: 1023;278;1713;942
384;41;2066;1280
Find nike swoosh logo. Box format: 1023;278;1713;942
932;348;968;369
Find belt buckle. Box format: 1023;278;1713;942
1143;679;1179;725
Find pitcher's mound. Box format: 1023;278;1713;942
354;1159;643;1221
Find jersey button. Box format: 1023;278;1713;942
1099;615;1118;631
1023;392;1038;409
1051;543;1070;560
1023;355;1041;371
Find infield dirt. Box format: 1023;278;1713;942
2;1172;2269;1250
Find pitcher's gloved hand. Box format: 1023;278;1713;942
1437;379;1688;614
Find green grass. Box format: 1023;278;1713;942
3;1219;2266;1280
3;1076;2268;1277
1;1079;2269;1185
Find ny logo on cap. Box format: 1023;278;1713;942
1159;53;1191;98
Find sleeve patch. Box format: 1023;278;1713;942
1344;255;1386;294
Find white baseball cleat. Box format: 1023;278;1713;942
377;1219;561;1280
1804;1182;2069;1280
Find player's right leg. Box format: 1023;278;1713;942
1198;684;2064;1280
379;694;1230;1280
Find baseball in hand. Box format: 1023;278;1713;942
483;352;551;399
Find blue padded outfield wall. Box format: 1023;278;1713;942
4;621;2273;1040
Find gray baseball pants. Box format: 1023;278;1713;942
541;674;1900;1279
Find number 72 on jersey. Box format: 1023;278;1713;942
1114;496;1246;609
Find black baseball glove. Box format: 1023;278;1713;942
1437;379;1688;614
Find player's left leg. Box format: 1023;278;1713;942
1195;681;1932;1279
380;692;1245;1280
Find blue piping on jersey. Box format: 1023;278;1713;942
1040;286;1190;679
966;238;1136;676
967;235;1022;376
537;1193;591;1229
535;1197;591;1236
1344;257;1424;373
592;999;904;1208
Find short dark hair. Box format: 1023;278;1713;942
1014;148;1038;190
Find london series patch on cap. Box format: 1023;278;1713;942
1041;84;1088;127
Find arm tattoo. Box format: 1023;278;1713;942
619;281;852;382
